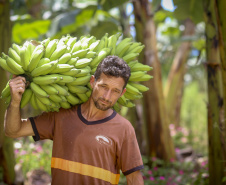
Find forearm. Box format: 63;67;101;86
126;171;144;185
4;102;22;137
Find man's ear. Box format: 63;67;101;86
90;75;95;88
120;88;126;97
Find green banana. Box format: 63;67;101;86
30;93;39;110
50;45;67;61
91;66;97;75
129;71;147;81
81;36;96;49
37;58;51;67
20;46;31;71
67;85;89;94
115;37;133;55
113;102;121;112
85;51;97;59
41;38;50;48
125;100;135;108
8;48;21;65
1;82;10;98
75;58;92;69
32;75;59;85
30;82;49;98
58;53;71;64
129;45;145;54
125;42;142;55
128;60;139;68
66;92;80;105
51;84;69;96
44;39;58;58
31;60;58;77
76;93;89;102
49;94;64;103
89;40;100;51
94;38;105;52
50;64;73;73
123;53;139;63
61;68;81;76
117;95;129;106
57;75;75;83
116;42;132;57
0;57;16;74
36;96;49;111
125;83;141;95
67;57;78;65
86;90;92;97
71;49;89;58
6;56;25;74
12;43;21;55
71;40;82;53
128;82;149;92
74;66;90;77
20;89;33;108
68;75;91;86
124;91;143;100
130;62;153;72
60;101;71;109
28;46;45;72
107;34;117;55
67;37;77;48
130;74;153;81
40;85;59;95
36;96;52;106
90;48;111;68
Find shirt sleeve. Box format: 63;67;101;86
119;125;144;176
29;111;56;141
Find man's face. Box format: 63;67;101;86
90;73;126;111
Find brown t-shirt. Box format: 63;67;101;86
30;104;144;185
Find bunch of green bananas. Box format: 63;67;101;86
0;33;152;112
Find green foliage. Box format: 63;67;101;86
13;20;51;44
154;10;174;24
14;138;52;176
173;0;204;23
119;156;209;185
180;82;208;156
99;0;129;11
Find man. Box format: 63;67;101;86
4;55;144;185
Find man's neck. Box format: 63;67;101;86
81;98;113;122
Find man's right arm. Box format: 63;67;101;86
4;76;34;138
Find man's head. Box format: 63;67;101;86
94;55;131;89
90;55;131;111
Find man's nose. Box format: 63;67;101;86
103;90;111;101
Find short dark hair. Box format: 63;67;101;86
94;55;131;89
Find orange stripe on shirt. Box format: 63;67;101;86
51;157;120;184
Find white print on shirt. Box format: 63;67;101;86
95;135;113;146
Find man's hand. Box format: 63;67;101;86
9;75;26;107
126;171;144;185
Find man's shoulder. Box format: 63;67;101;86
114;111;134;130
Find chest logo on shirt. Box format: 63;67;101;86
95;135;112;146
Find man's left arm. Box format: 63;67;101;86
126;171;144;185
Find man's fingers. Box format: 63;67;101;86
10;77;26;86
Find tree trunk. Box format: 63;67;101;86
215;0;226;157
118;4;146;154
133;0;175;161
0;0;15;184
204;0;226;184
164;19;195;127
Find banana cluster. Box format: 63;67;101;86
0;33;152;112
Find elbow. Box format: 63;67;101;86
4;130;19;138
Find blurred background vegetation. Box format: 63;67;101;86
0;0;225;184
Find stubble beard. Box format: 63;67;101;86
92;96;112;111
